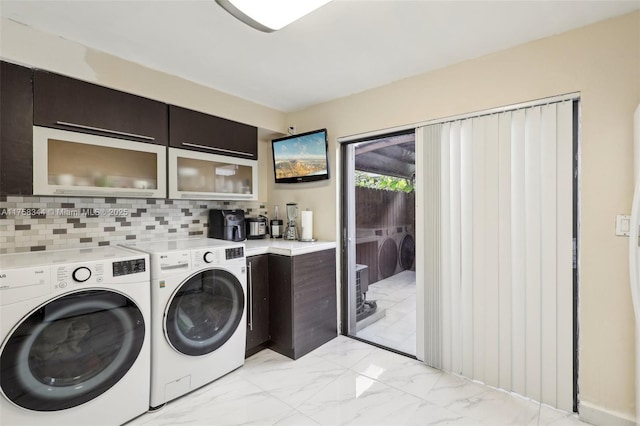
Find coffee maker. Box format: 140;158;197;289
284;203;298;240
208;209;246;241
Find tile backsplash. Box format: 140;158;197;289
0;196;267;254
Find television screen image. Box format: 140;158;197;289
272;129;329;183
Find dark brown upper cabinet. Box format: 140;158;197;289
1;61;34;195
33;70;168;145
169;105;258;160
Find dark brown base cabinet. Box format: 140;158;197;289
246;255;270;357
1;61;33;195
268;249;337;360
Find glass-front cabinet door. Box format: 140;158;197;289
168;148;258;200
33;126;166;198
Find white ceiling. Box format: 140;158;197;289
2;0;639;112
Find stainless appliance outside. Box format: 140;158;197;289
246;216;268;239
208;209;246;241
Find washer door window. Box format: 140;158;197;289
0;290;145;411
165;269;244;356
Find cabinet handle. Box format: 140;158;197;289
247;261;253;331
181;142;254;158
179;193;253;200
55;121;156;141
53;189;156;197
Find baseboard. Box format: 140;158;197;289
579;400;636;426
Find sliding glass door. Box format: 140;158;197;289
342;131;417;356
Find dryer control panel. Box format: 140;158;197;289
192;246;244;268
0;247;150;306
56;258;149;289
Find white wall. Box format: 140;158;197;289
285;11;640;423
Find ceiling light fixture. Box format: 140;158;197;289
216;0;332;33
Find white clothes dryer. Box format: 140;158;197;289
122;238;246;408
0;246;151;426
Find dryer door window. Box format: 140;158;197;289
0;290;145;411
165;269;245;356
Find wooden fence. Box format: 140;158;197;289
355;186;415;284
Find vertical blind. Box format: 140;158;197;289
417;100;574;411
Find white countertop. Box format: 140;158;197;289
244;239;337;257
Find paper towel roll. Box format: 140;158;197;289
301;210;313;240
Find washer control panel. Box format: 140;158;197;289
225;247;244;260
113;258;146;276
193;249;221;268
72;266;92;282
203;251;215;263
56;262;105;289
192;246;244;268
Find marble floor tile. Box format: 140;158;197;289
273;409;322;425
295;370;425;425
421;372;493;410
238;349;347;408
124;339;583;426
405;400;483;425
350;348;442;400
128;374;293;426
311;335;377;369
454;387;540;425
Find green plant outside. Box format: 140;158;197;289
355;171;414;193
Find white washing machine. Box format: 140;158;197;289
122;238;246;408
0;246;151;426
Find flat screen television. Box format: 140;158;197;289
272;129;330;183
